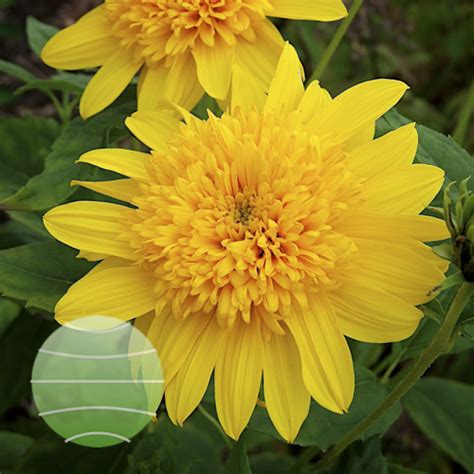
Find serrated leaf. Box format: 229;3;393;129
403;377;474;472
0;59;36;83
250;366;401;449
26;17;58;57
0;116;60;202
0;241;93;312
1;102;134;211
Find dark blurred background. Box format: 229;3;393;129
1;0;473;150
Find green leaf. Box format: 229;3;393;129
249;453;293;474
403;377;474;472
0;312;56;415
322;437;387;474
1;102;134;211
387;464;425;474
26;17;58;57
250;366;401;449
16;434;128;474
0;242;93;312
0;431;34;470
0;297;21;337
225;435;251;474
0;59;36;83
128;413;224;474
0;116;60;202
52;72;92;90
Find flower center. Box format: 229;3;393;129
104;0;272;65
124;109;364;332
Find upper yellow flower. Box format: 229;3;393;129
43;44;448;442
41;0;347;118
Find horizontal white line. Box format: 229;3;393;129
65;431;131;444
31;380;164;384
64;323;131;334
40;406;155;417
39;348;157;359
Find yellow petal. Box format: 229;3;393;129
329;281;423;343
41;6;116;70
348;123;418;179
265;43;305;114
71;178;141;203
270;0;348;21
43;201;133;260
312;79;409;143
77;250;109;262
215;319;262;440
230;64;266;113
298;80;332;124
361;164;444;214
352;239;446;305
344;122;376;151
55;258;156;324
192;39;235;100
138;55;204;111
341;211;450;243
166;317;224;425
78;148;150;182
234;20;284;94
125;110;181;152
147;310;212;383
286;293;354;414
80;48;143;119
263;331;310;442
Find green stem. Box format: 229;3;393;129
309;0;364;83
197;404;233;450
453;80;474;146
310;282;473;471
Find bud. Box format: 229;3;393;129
443;179;474;281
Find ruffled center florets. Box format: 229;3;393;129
104;0;272;64
123;108;365;333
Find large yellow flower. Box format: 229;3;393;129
41;0;347;119
44;44;448;442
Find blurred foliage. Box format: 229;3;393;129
0;1;473;473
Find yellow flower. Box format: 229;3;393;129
44;44;448;442
41;0;347;119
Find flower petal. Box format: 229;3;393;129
43;201;133;260
71;179;140;203
286;293;354;414
138;54;204;111
234;20;284;93
348;123;418;179
230;64;266;113
192;39;235;100
166;317;224;425
80;48;143;119
41;6;116;70
263;331;310;442
215;319;262;440
298;80;332;124
265;43;305;114
55;258;156;324
125;110;181;152
329;281;423;343
270;0;348;21
312;79;409;143
78;149;150;182
361;164;444;214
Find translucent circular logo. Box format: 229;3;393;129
31;316;164;448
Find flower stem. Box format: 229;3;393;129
197;404;233;450
309;282;474;471
309;0;364;83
